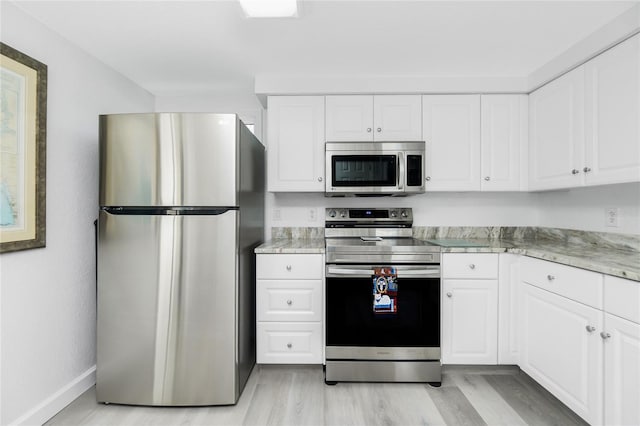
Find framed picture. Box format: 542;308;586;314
0;43;47;253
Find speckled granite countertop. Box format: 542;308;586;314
255;237;639;281
431;239;639;281
254;238;326;254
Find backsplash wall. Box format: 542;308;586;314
265;182;640;238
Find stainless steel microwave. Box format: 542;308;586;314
325;141;425;196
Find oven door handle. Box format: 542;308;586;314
326;266;440;278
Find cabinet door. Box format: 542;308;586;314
373;95;422;141
520;283;603;425
480;95;528;191
603;313;640;426
584;34;640;186
267;96;325;192
422;95;481;191
529;67;585;190
325;95;374;142
442;279;498;364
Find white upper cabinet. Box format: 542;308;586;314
267;96;325;192
325;95;374;141
325;95;422;141
422;95;481;191
481;95;528;191
528;67;585;190
584;34;640;186
529;33;640;191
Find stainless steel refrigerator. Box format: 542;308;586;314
96;113;264;406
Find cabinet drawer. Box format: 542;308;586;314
257;280;322;322
256;322;323;364
605;275;640;324
257;254;323;280
442;253;498;279
521;257;603;309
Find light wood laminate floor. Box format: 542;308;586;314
46;365;587;426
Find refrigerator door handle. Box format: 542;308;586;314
101;206;238;216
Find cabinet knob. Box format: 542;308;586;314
286;299;293;306
318;177;323;182
286;265;292;271
287;343;292;349
484;176;490;181
446;292;452;298
600;332;611;340
367;128;372;133
585;325;596;333
469;264;476;270
547;274;555;281
377;128;382;132
583;167;591;173
571;169;580;175
425;176;431;181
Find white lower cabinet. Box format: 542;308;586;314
520;282;603;424
442;253;498;364
256;254;324;364
603;312;640;426
497;253;520;364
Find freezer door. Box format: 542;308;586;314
97;209;240;405
99;113;239;207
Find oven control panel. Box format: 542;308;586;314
325;208;412;222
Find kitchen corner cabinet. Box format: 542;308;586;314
520;257;640;425
422;95;481;191
481;95;528;191
256;253;324;364
529;34;640;191
267;96;325;192
497;253;520;364
325;95;422;142
441;253;498;364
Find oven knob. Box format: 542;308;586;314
328;210;337;218
401;210;408;218
390;210;398;218
340;211;347;218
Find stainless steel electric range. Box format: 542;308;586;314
324;207;442;385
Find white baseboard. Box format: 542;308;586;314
11;366;96;426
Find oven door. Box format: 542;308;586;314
325;264;440;360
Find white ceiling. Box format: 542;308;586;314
10;0;638;96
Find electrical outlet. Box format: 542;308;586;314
605;207;619;227
308;208;317;222
273;209;281;221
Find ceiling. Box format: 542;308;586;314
10;0;638;97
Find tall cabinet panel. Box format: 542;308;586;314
267;96;325;192
422;95;481;191
481;95;528;191
584;34;640;186
528;67;585;190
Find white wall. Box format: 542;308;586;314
536;182;640;235
155;92;265;142
0;4;154;425
266;191;541;232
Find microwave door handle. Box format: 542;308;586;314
398;152;405;190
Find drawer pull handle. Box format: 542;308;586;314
287;343;292;349
600;332;611;340
286;265;292;272
446;292;452;298
547;275;555;281
286;299;293;306
585;325;596;333
469;264;476;270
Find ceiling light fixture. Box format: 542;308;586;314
238;0;298;18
